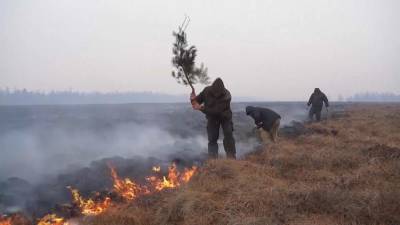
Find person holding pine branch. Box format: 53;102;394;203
170;18;235;159
191;78;236;159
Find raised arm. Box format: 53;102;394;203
190;89;205;111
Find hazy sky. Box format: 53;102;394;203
1;0;399;100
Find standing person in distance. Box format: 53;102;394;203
307;88;329;122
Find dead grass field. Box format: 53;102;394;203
82;104;400;225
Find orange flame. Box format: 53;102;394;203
68;187;111;216
1;163;197;225
181;166;197;183
147;163;197;191
0;216;11;225
110;166;149;200
111;163;197;198
37;214;69;225
155;163;180;190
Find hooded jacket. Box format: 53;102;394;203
195;78;232;120
246;106;281;132
308;88;329;109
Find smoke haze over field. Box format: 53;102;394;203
1;0;399;100
0;102;317;215
0;105;305;215
0;102;311;182
0;122;206;181
0;104;203;182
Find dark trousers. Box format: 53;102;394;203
309;106;322;121
207;118;236;159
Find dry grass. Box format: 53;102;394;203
82;104;400;225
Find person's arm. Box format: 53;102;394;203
323;94;329;107
191;89;205;111
307;94;313;106
251;110;263;128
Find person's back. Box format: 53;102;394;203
195;79;232;120
246;106;281;143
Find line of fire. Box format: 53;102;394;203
0;163;197;225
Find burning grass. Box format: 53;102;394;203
1;163;197;225
3;104;399;225
82;104;400;225
0;214;30;225
68;187;112;216
37;214;68;225
0;216;11;225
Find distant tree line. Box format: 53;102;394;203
0;88;187;105
2;89;398;105
347;92;400;102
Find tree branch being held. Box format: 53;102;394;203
171;16;210;110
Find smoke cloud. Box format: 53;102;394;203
0;102;319;216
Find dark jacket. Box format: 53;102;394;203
308;88;329;109
195;78;232;120
246;106;281;132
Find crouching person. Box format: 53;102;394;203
190;78;236;159
246;106;281;144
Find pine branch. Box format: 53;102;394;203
171;17;210;93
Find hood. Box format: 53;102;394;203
246;106;256;115
210;78;226;97
314;88;321;94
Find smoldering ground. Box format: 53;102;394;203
0;102;329;217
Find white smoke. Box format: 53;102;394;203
0;123;207;183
